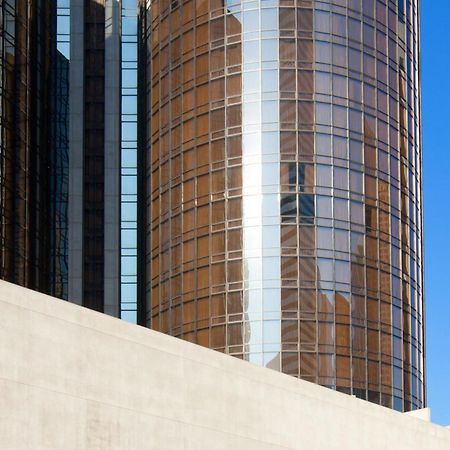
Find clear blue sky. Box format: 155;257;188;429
421;1;450;426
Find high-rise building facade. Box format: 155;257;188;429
51;0;71;300
0;0;68;296
68;0;122;315
1;0;138;318
120;0;139;323
138;0;424;411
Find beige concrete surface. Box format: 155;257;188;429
405;407;431;422
0;280;449;450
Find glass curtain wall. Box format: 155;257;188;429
49;0;71;299
307;0;424;411
82;0;106;310
0;0;54;293
139;0;424;412
241;3;282;368
121;0;138;323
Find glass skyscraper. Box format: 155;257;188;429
0;1;140;317
0;0;65;295
49;0;71;300
121;0;139;323
138;0;424;411
67;0;122;315
66;0;139;320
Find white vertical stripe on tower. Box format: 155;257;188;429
241;3;281;369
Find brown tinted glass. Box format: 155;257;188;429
139;0;424;412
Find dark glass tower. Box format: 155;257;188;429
49;48;70;300
0;0;62;295
68;0;122;315
138;0;425;411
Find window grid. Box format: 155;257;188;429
121;0;139;323
141;0;424;412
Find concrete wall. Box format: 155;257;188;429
0;281;448;450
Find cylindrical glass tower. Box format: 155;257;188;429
138;0;424;411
